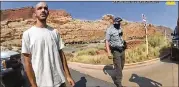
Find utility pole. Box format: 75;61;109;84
142;14;149;56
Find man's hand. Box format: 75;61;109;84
67;76;75;87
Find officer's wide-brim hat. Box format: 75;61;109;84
114;17;123;24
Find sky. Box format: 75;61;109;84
1;1;178;29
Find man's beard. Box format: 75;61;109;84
38;17;47;22
36;14;48;22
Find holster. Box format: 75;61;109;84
110;46;125;53
110;41;127;52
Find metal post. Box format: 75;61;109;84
145;23;149;55
142;14;149;56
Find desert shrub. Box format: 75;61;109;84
67;33;170;64
65;53;74;61
125;44;147;63
148;32;169;48
69;54;112;65
96;44;106;50
76;48;98;56
124;33;170;63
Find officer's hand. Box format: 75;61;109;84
108;54;113;59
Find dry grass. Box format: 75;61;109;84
125;33;170;63
65;47;113;65
76;48;98;56
69;54;113;65
66;33;170;65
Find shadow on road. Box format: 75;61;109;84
159;47;179;64
103;64;116;85
159;47;170;58
103;66;163;87
160;56;179;64
129;74;162;87
74;77;87;87
102;47;174;87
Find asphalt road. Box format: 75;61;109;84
68;56;179;87
69;69;116;87
1;69;116;87
1;57;177;87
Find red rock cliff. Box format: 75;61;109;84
0;7;172;49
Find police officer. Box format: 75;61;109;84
105;17;126;87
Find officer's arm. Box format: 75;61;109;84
105;29;112;56
105;40;111;55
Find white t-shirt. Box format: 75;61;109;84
21;26;66;87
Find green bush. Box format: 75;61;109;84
67;33;170;64
125;33;170;63
125;44;147;63
148;32;169;48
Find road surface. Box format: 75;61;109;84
69;69;116;87
1;68;116;87
120;56;178;87
69;56;178;87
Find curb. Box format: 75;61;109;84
68;53;170;70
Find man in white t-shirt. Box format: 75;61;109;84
21;2;75;87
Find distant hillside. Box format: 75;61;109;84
0;6;173;49
156;26;173;39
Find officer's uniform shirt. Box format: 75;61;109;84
105;25;124;47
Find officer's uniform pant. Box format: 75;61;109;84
111;50;125;87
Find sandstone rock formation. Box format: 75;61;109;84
0;7;172;50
